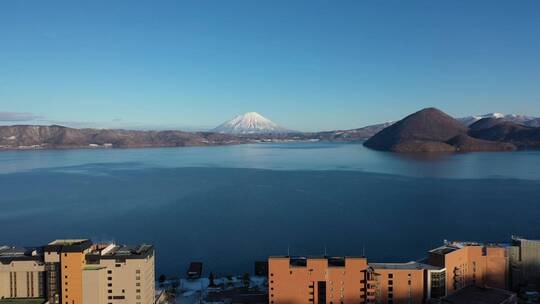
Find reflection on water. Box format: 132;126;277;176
1;142;540;179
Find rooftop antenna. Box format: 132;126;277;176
287;243;290;256
324;244;327;257
362;244;365;257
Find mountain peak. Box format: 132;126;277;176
212;112;293;134
364;107;468;152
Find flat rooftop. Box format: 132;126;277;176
0;299;46;304
370;261;442;270
48;239;89;246
430;245;459;255
430;241;506;255
101;244;153;257
269;256;366;267
0;246;41;263
44;239;92;253
86;243;154;261
441;285;516;304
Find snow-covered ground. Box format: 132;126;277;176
176;275;267;304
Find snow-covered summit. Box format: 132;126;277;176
212;112;294;134
458;113;537;126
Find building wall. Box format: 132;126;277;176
443;246;507;295
90;254;155;304
0;260;45;299
371;268;424;304
485;247;508;289
268;257;370;304
61;252;85;304
509;239;540;289
44;251;61;304
82;267;107;304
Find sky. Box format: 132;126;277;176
1;0;539;132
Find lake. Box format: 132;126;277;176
1;142;539;277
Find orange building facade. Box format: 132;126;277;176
427;243;508;294
40;239;155;304
268;241;508;304
44;239;93;304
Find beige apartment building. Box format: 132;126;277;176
0;246;46;299
508;236;540;289
83;243;155;304
0;239;154;304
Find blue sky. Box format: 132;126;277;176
1;0;539;131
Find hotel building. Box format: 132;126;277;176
508;236;540;290
0;246;46;299
268;241;508;304
0;239;154;304
83;243;155;304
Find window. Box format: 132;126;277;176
388;273;393;278
108;290;112;293
388;280;393;285
107;277;112;280
107;270;112;274
388;287;393;292
107;283;112;287
136;269;140;274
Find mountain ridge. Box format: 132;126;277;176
365;108;540;152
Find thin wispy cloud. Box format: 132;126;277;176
0;111;43;121
0;112;217;131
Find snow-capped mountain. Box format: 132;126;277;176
458;113;538;126
212;112;294;134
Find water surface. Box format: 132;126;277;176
1;142;539;276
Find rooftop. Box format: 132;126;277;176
101;244;153;257
48;239;88;246
44;239;92;253
86;243;154;261
429;241;505;255
0;299;46;304
441;285;516;304
0;246;41;263
269;256;366;267
370;261;442;270
511;235;540;244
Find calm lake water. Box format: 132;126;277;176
1;142;540;276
